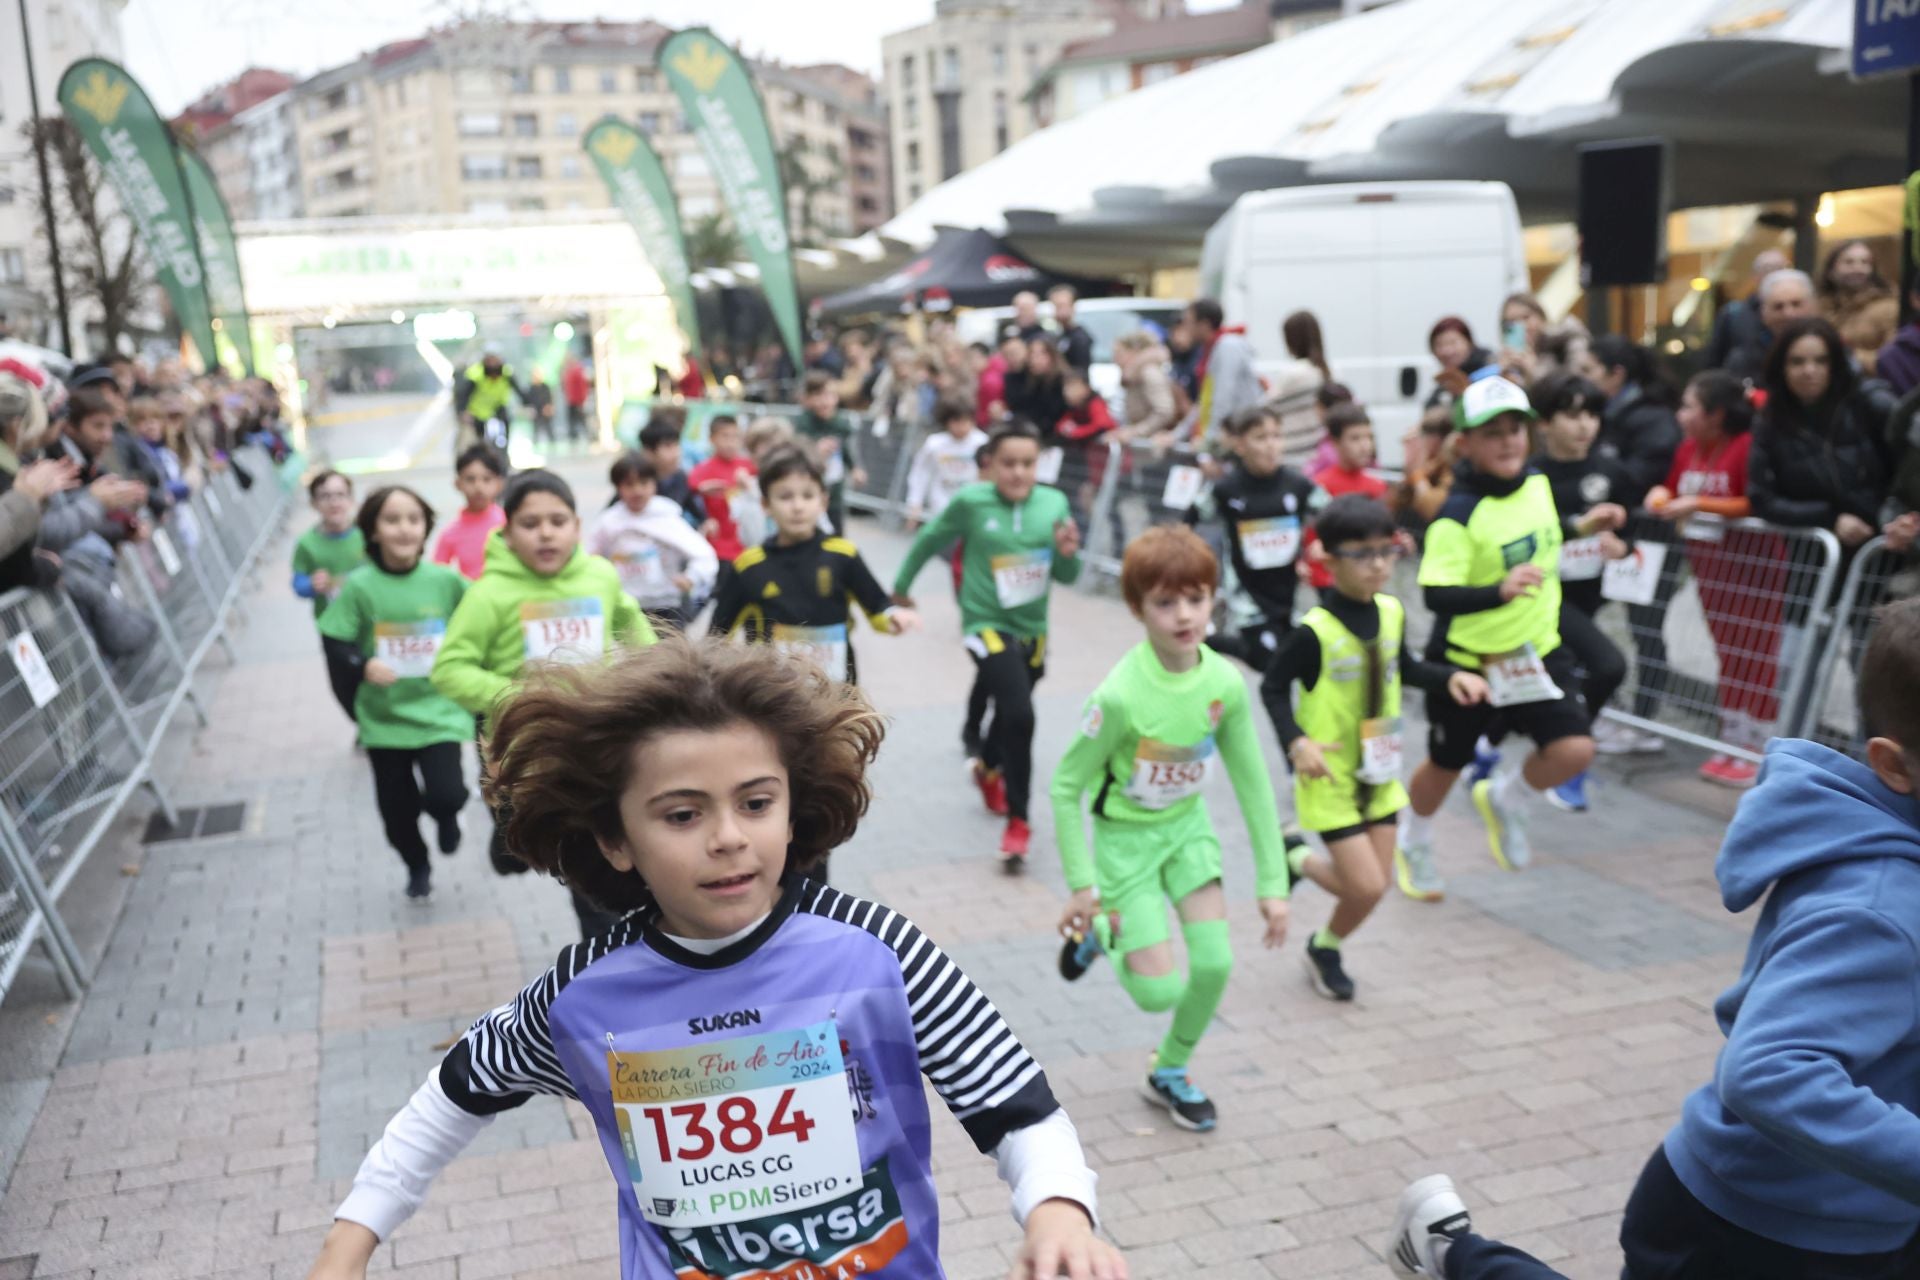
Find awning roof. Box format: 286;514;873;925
880;0;1901;275
813;226;1116;317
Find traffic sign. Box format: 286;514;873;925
1855;0;1920;80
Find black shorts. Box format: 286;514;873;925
1315;811;1403;844
1426;645;1590;771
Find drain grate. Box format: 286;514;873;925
142;802;248;845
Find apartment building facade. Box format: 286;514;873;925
213;20;889;240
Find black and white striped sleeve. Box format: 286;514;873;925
804;885;1058;1153
438;920;643;1113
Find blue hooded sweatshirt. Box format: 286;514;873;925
1665;739;1920;1254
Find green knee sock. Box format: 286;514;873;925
1154;919;1233;1070
1313;926;1342;950
1097;910;1188;1012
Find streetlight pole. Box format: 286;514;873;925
16;0;74;356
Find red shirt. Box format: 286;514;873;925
977;355;1008;426
561;360;590;407
432;504;506;579
688;453;758;561
1305;465;1389;588
1664;433;1752;509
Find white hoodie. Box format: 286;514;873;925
906;426;989;520
586;495;720;609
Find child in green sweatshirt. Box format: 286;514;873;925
431;469;656;936
892;421;1082;866
292;468;367;721
1051;525;1290;1134
318;486;472;902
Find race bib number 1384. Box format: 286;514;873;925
608;1018;863;1229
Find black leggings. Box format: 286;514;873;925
367;742;468;873
966;633;1045;822
1558;603;1628;724
324;640;359;723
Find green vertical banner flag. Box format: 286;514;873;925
658;29;802;369
56;59;217;370
584;117;702;362
177;145;255;376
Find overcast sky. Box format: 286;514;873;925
120;0;937;113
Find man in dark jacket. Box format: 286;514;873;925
1705;250;1788;383
1049;284;1095;374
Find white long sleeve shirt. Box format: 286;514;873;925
586;495;720;609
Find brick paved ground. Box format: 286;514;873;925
0;445;1753;1279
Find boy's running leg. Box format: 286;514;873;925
966;634;1040;859
1387;1175;1569;1279
417;741;469;856
367;748;432;898
325;642;360;724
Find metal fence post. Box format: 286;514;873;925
0;805;86;996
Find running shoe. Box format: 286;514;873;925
1058;928;1102;982
1394;844;1445;903
1700;755;1759;789
970;759;1008;816
1544;771;1589;813
437;814;463;855
1386;1174;1473;1278
1141;1065;1217;1132
1596;721;1666;755
405;867;432;900
1465;740;1502;786
1471;779;1532;871
1281;829;1309;894
999;817;1031;868
1303;940;1355;1001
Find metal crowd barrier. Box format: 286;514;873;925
1795;535;1914;758
0;445;291;1003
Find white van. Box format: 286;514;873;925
954;296;1187;408
1199;181;1528;466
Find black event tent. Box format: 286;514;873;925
815;226;1117;317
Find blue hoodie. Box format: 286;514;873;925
1665;739;1920;1254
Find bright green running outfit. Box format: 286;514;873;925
318;562;472;750
1051;642;1287;1068
1294;596;1410;833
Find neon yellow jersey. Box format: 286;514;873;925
1293;597;1409;832
1418;472;1563;668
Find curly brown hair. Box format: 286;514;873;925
482;636;885;910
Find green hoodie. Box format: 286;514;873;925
431;531;656;715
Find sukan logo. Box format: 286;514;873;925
688;1008;763;1036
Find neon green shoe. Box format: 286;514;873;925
1471;779;1531;871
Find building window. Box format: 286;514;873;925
514;156;543;179
455;69;493;97
461;153;508;181
639;111;661;135
600;69;618;93
393;80;407;107
906;140;920;173
900;54;915;89
991;44;1006;76
1140;62;1178;87
560;155;583;178
512;112;539;137
941;47;960;86
904;93;919;129
994;91;1008;153
635;69;656;92
509;69;534;94
552;67;571;93
512;195;546;211
556;112;578;136
936;91;962;180
1025;42;1039;67
908;182;921;201
457;111;502;137
0;248;24;284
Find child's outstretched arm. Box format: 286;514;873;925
311;939;601;1277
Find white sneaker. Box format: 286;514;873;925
1394;843;1445;903
1471;778;1532;871
1387;1174;1472;1277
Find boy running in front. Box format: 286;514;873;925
1052;525;1289;1132
1261;496;1487;999
1403;377;1624;876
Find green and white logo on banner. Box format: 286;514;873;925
178;145;255;376
57;59;217;370
584;117;702;362
658;29;802;369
